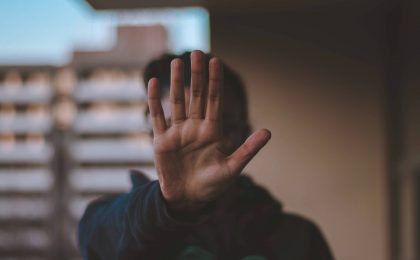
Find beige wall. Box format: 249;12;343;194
211;12;388;260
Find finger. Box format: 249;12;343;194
189;50;205;119
147;78;167;135
170;58;186;123
205;57;223;122
226;129;271;175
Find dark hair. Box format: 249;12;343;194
143;52;251;152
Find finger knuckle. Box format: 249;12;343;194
192;89;202;97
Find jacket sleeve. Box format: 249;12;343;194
77;180;195;260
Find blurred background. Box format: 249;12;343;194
0;0;418;259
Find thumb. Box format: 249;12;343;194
226;129;271;175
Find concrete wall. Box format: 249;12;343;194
399;1;420;257
211;10;388;260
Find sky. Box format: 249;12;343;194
0;0;209;65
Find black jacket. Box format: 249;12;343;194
78;170;333;260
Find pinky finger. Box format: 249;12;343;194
147;78;167;135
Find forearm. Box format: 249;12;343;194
78;181;196;259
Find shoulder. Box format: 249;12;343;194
85;194;120;212
236;176;323;239
236;176;333;259
240;177;326;242
275;213;334;259
278;213;325;239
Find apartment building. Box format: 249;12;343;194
0;25;166;259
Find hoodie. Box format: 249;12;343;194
78;170;333;260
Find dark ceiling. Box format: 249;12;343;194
84;0;378;12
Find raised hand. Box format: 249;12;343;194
147;51;271;214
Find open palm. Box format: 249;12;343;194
148;51;271;213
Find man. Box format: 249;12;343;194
78;51;333;259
